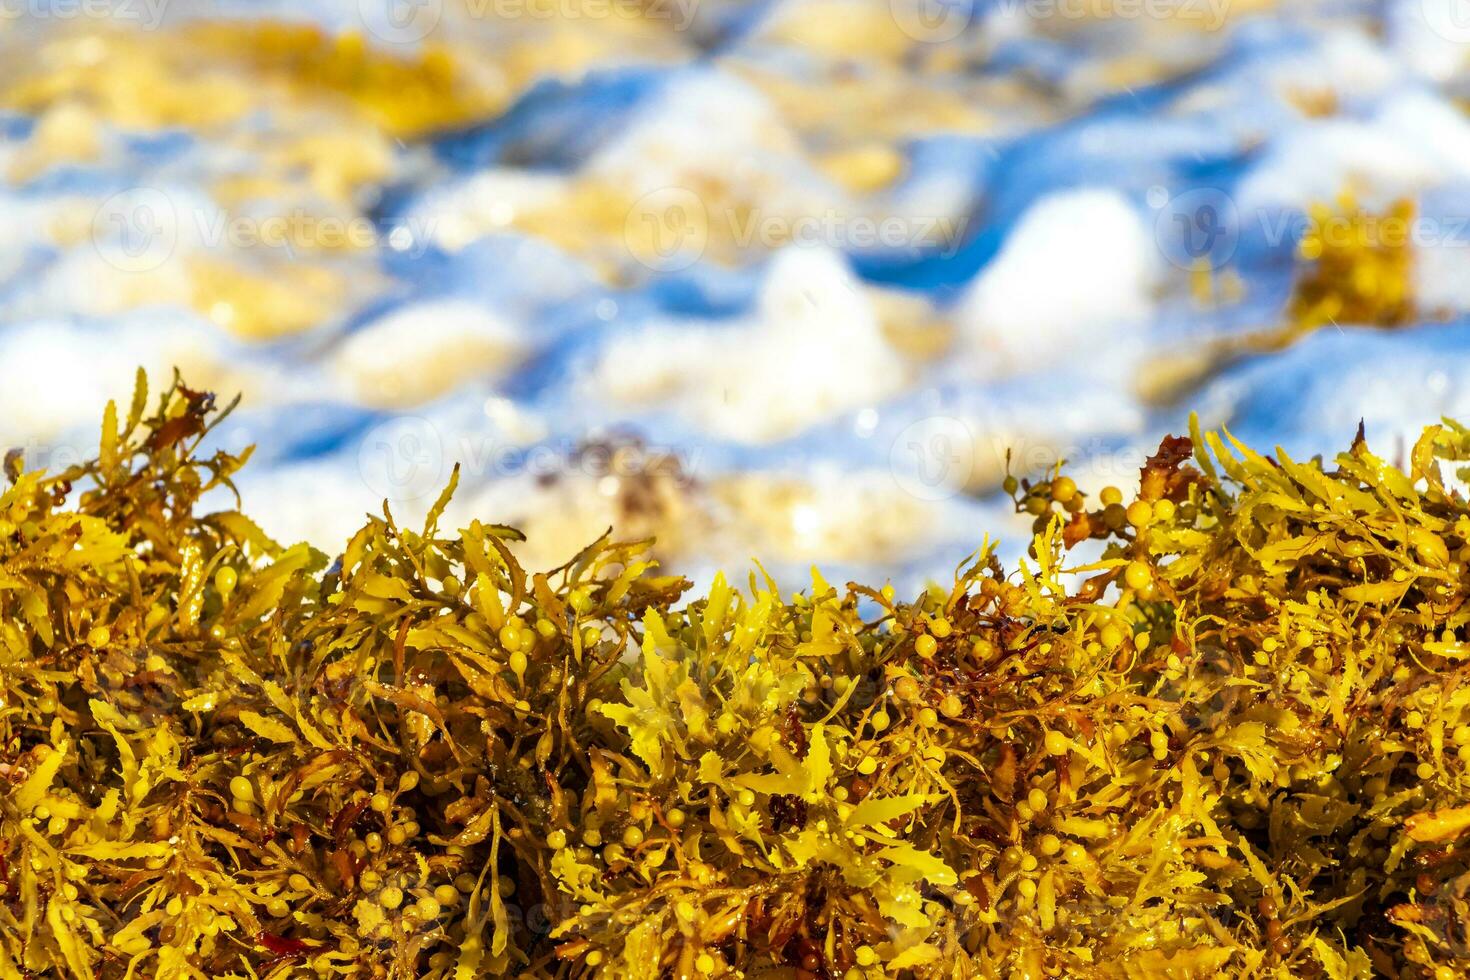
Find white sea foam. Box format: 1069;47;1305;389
957;188;1158;375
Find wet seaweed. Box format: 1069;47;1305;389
3;373;1470;979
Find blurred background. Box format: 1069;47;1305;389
0;0;1467;590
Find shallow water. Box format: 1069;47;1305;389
0;0;1467;590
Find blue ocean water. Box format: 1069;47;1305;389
0;0;1466;590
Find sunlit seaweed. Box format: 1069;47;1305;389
1141;195;1418;405
3;374;1470;979
1;23;499;139
1288;195;1416;332
183;25;496;139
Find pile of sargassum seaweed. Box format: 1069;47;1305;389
3;373;1470;980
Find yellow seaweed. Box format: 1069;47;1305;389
1;373;1470;978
